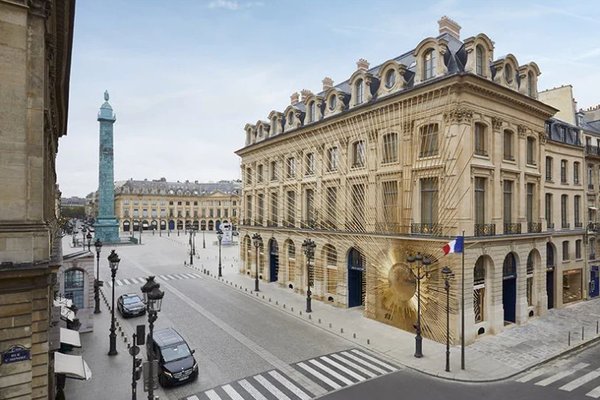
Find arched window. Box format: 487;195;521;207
504;64;513;84
503;253;517;278
64;269;85;309
475;45;484;76
355;79;364;105
528;71;535;97
423;49;435;80
287;111;295;125
473;257;486;323
328;94;337;111
288;242;296;258
384;69;396;88
526;251;536;307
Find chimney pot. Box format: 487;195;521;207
438;16;461;40
290;92;300;105
356;58;370;71
300;89;313;102
322;77;334;91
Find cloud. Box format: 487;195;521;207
207;0;263;11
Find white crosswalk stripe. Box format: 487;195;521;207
560;367;600;391
108;273;203;287
535;363;589;386
122;278;131;285
184;349;398;400
586;385;600;398
160;275;171;280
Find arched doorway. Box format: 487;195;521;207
208;220;214;231
151;220;157;231
201;220;207;231
133;220;139;231
243;235;252;271
160;220;166;230
268;238;279;282
526;250;540;309
168;220;175;230
285;240;296;288
123;220;130;232
546;243;556;309
473;256;490;324
176;220;183;230
348;247;365;307
216;220;221;231
502;253;517;323
142;220;149;230
185;220;192;230
193;220;199;230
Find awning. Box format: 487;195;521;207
60;328;81;348
54;352;92;380
59;307;75;322
589;206;598;210
53;297;73;308
54;297;75;321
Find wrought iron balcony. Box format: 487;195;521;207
588;223;600;232
241;218;251;226
586;145;600;157
320;220;337;230
527;222;542;233
375;222;405;234
300;219;317;229
575;222;583;228
562;222;570;229
503;223;521;234
345;222;366;232
589;184;595;190
267;220;278;227
590;253;597;260
411;223;441;235
253;219;264;227
283;220;296;228
547;222;555;230
474;223;496;237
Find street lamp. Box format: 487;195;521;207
81;226;87;249
202;229;206;248
139;223;142;245
141;276;164;400
217;229;223;277
441;266;453;372
406;252;431;358
86;231;92;251
302;239;316;313
188;227;194;266
192;227;196;256
93;239;103;314
252;233;261;291
107;250;120;356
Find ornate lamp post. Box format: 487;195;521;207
252;233;261;291
138;223;143;245
217;229;223;277
441;266;453;372
406;252;431;358
141;276;164;400
302;239;316;313
107;250;120;356
188;227;194;266
93;239;103;314
202;229;206;248
192;227;196;255
86;231;92;251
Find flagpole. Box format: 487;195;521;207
461;230;465;370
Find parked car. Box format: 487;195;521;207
146;327;198;386
117;293;146;318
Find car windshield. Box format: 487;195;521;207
161;344;191;363
123;296;142;305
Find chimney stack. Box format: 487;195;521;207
438;16;461;40
322;77;334;91
300;89;313;102
356;58;370;72
290;92;300;105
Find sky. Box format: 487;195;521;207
56;0;600;197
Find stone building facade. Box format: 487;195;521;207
113;178;241;233
236;17;593;345
0;0;75;398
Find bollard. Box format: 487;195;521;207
318;318;321;324
597;321;599;335
308;314;311;320
291;307;294;312
275;301;278;305
353;333;356;339
300;311;302;316
269;298;271;302
341;328;344;334
329;323;332;328
283;304;286;309
568;331;571;346
367;339;370;345
582;326;585;340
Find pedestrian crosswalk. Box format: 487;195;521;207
516;359;600;398
182;348;398;400
106;273;203;287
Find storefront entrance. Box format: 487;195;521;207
348;248;365;308
269;239;279;282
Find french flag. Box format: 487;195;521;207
442;236;464;255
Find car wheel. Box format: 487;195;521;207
158;374;168;387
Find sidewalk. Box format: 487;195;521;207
186;241;600;382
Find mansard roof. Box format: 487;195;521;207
114;179;241;196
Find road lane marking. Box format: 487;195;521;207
186;396;200;400
268;370;312;400
587;385;600;398
308;359;354;385
160;275;171;281
205;389;222;400
222;384;244;400
339;352;387;374
330;354;376;378
517;359;570;383
351;349;397;371
535;363;589;386
560;367;600;391
320;356;366;382
122;278;131;285
254;374;291;400
239;379;268;400
297;362;341;389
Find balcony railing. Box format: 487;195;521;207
345;222;366;232
253;219;264;227
586;145;600;157
300;219;317;229
562;222;571;229
474;223;496;236
589;184;595;190
588;223;600;232
267;219;278;227
527;222;542;233
320;220;337;230
241;218;251;226
503;223;521;234
575;222;583;228
590;253;597;260
283;220;295;228
375;222;405;234
547;222;555;230
411;223;441;235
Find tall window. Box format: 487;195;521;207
574;162;580;184
308;101;316;122
588;165;593;188
561;194;568;228
503;130;514;160
64;269;85;309
423;49;435;80
503;180;513;223
270;161;277;181
562;241;569;261
474;177;486;224
473;258;485;323
351;184;366;231
325;187;337;228
576;239;582;259
528;71;535;97
352;140;366;168
545;193;553;227
382;181;399;226
245;196;253;220
421;178;438;224
246;168;252;185
286;157;296;178
475;45;484;76
420;124;439;157
526;137;536;164
257;194;264;223
257;164;264;183
526;253;534;307
305;153;315;176
545;156;553;181
526;183;535;223
355;79;364;105
561;160;567;183
474;123;487;156
575;195;581;226
382;132;398;163
286;191;296;224
327;147;339;171
304;188;315;224
270;192;278;223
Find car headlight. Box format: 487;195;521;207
164;370;173;377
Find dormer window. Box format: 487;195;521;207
308;101;316;122
504;64;513;84
384;69;395;88
328;95;337;111
355;79;364;105
423;49;435;80
528;72;535;97
288;112;294;125
475;45;484;76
